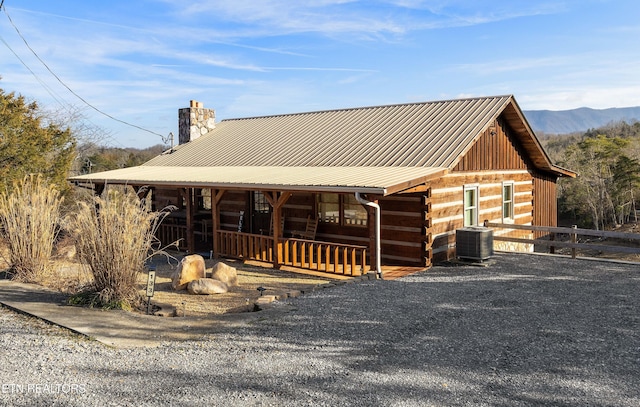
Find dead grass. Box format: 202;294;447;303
2;238;334;316
65;187;174;307
0;175;62;282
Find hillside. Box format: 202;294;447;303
524;106;640;134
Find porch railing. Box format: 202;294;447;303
157;223;187;250
216;231;368;276
217;230;275;263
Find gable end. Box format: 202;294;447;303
453;116;530;172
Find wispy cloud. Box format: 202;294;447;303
2;0;637;148
451;56;574;75
158;0;409;38
165;0;568;37
378;0;568;30
262;67;377;72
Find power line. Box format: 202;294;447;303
1;3;167;139
0;34;69;109
0;8;127;149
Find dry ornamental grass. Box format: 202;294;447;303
0;180;333;316
0;175;62;283
66;187;172;308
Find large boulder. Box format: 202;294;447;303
209;262;239;287
171;254;206;290
187;278;229;295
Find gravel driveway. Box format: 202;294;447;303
1;252;639;406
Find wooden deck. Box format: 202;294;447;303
242;260;427;281
381;266;429;280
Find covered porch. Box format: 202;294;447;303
70;165;446;278
156;188;372;277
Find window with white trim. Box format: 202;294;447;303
463;185;479;227
502;182;514;221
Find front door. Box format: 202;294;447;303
251;191;271;234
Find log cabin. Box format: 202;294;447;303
69;95;575;278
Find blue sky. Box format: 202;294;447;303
1;0;639;148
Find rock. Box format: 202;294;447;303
254;295;277;306
287;290;302;298
171;254;206;290
187;278;229;295
153;302;177;317
209;262;239;287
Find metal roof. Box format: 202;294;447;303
69;95;574;193
70;166;446;196
145;95;514;168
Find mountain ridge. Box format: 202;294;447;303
523;106;640;135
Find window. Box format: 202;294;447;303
317;193;367;227
318;193;340;224
199;188;212;210
252;191;270;214
343;194;368;226
502;182;514;221
464;186;479;226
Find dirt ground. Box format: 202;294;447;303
2;223;638;317
142;257;335;316
0;243;335;317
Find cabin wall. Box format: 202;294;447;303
256;191;368;242
287;192;427;267
430;116;540;262
378;194;427;266
429;171;534;262
153;187;182;210
219;191;249;231
532;171;558;228
282;193;316;236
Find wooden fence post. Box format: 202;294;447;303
571;225;577;259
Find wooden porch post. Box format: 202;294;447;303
262;191;292;269
184;188;195;254
210;189;225;258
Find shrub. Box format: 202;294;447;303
67;186;170;309
0;175;62;282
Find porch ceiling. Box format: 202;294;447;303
69;165;446;196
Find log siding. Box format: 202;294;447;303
428;115;541;262
149;109;564;270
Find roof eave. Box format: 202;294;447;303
70;178;387;195
501;98;577;178
384;168;449;195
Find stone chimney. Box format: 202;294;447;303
178;100;216;145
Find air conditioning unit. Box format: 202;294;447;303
456;227;494;261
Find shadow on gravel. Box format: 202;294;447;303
15;253;639;406
201;253;640;405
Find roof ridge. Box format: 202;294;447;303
220;94;514;122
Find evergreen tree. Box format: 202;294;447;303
0;87;76;194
